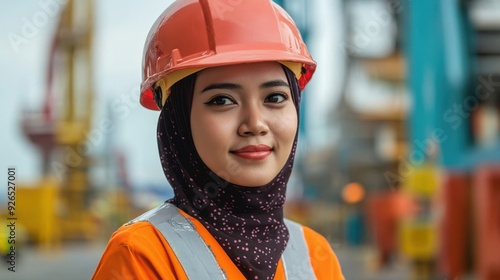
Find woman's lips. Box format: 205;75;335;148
231;144;272;160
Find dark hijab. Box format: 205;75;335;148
157;65;301;280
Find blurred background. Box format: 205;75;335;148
1;0;499;279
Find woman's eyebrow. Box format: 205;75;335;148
201;79;289;93
201;83;242;92
260;79;289;89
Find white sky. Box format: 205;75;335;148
0;0;344;189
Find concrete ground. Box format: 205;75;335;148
0;243;105;280
334;245;412;280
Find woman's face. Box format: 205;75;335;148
191;62;298;187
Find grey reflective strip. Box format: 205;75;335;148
126;203;227;280
283;219;317;280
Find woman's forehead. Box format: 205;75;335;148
195;62;287;85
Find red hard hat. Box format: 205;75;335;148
140;0;317;110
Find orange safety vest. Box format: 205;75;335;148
92;203;344;279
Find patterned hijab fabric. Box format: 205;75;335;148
157;66;301;280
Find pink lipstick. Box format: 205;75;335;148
231;144;272;160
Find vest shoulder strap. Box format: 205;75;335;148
126;203;227;280
283;219;318;280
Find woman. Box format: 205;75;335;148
93;0;344;279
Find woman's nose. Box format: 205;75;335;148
237;105;269;137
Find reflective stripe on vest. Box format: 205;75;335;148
126;203;227;280
126;202;316;280
282;219;317;280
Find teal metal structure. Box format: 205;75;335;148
405;0;474;169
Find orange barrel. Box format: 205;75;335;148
474;165;500;280
437;172;470;279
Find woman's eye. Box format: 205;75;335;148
205;95;236;106
265;93;288;104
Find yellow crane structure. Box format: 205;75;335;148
54;0;95;241
19;0;96;244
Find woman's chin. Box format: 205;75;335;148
224;176;273;188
